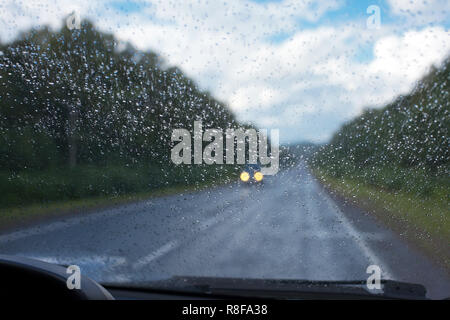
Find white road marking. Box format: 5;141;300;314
0;211;114;243
199;215;222;231
299;230;386;240
320;189;395;280
130;215;222;270
303;167;396;280
132;215;223;269
22;254;127;268
132;241;178;269
0;220;79;243
13;254;130;282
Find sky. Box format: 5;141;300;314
0;0;449;143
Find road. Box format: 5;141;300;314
0;162;449;298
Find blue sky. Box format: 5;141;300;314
1;0;449;143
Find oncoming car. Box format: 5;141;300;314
240;164;264;184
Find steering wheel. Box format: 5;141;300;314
0;254;113;300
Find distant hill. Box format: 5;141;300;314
279;143;319;168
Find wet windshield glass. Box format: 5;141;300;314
0;0;449;299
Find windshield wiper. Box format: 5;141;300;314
105;276;427;300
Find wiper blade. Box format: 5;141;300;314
106;276;427;300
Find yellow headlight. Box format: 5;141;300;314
240;171;250;182
254;171;263;182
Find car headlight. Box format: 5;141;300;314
254;171;263;182
240;171;250;182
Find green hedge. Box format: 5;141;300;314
0;164;239;209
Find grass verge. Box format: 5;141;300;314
312;167;450;271
0;176;234;232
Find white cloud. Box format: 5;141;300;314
387;0;450;25
0;0;449;143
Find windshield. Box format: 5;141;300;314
0;0;449;299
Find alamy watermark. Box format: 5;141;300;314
170;121;279;175
366;264;382;290
66;11;81;30
66;264;81;290
366;5;381;30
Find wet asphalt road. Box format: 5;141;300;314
0;162;449;298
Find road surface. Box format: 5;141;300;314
0;162;449;298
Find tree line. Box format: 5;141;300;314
311;56;449;196
0;20;240;171
0;20;242;207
